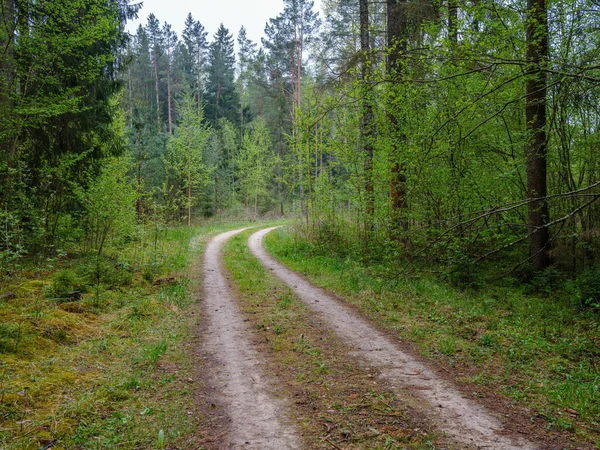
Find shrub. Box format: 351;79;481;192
49;269;89;299
574;265;600;309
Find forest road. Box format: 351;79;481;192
249;226;537;450
201;228;300;449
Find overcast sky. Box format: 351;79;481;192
126;0;323;47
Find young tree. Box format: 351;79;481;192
236;118;277;218
163;94;212;225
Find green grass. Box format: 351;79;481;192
265;226;600;444
0;220;259;449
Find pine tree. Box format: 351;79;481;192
237;26;257;137
146;14;163;130
205;24;239;127
182;13;208;111
163;22;178;134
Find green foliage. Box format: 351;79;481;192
205;24;239;126
163;95;212;223
49;269;89;299
574;265;600;309
144;340;169;367
236;118;278;217
82;158;138;255
0;209;24;275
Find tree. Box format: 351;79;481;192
359;0;375;230
205;24;239;126
236;118;277;218
82;158;137;256
263;0;320;216
163;94;211;225
163;22;178;134
182;13;208;111
146;14;163;130
525;0;550;270
0;0;139;254
237;26;257;138
387;0;409;236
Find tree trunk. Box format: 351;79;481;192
1;0;15;204
197;49;202;113
153;46;160;130
136;125;143;221
448;0;458;44
360;0;375;232
387;0;408;236
167;52;173;134
525;0;550;270
187;182;191;226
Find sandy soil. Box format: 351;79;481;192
201;228;300;449
248;226;537;450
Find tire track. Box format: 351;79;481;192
201;228;300;449
248;226;536;450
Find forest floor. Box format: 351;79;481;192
196;226;596;449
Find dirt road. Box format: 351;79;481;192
201;228;300;449
248;227;536;450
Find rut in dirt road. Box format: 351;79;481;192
249;227;536;450
202;228;300;449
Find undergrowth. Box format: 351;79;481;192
265;225;600;446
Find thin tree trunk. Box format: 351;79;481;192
167;51;173;134
360;0;375;232
448;0;458;44
214;175;219;216
387;0;409;237
136;125;143;221
197;50;202;113
187;179;191;226
1;0;14;199
153;46;160;130
525;0;550;270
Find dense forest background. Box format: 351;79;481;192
2;0;600;299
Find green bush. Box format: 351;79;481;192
447;252;477;288
526;267;565;296
574;265;600;309
81;258;133;290
0;323;22;353
49;269;89;299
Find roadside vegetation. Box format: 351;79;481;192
0;223;246;449
265;225;600;446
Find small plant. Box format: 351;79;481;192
144;340;168;367
142;261;162;284
157;429;165;450
0;323;22;353
277;289;293;310
447;251;476;288
526;267;564;296
49;269;88;299
574;265;600;309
